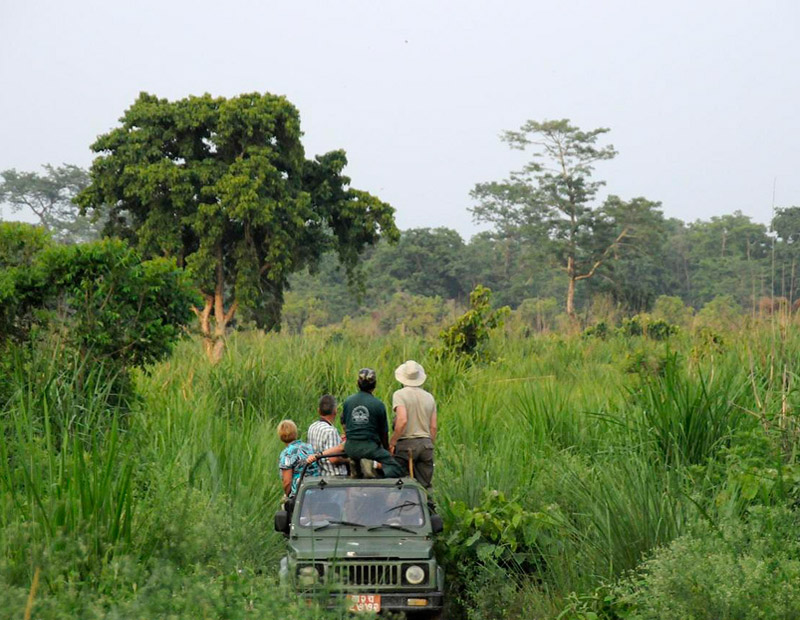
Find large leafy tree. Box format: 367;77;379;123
471;119;634;318
77;92;398;361
589;195;671;312
0;164;100;243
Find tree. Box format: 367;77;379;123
368;227;469;301
771;206;800;302
471;119;630;318
0;165;100;243
685;212;771;309
589;195;671;312
77;92;398;362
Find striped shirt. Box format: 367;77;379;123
308;419;347;477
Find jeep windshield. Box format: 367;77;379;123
297;485;425;529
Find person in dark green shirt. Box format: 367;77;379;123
308;368;403;478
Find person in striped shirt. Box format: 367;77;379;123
307;394;348;477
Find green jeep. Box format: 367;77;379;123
275;473;445;617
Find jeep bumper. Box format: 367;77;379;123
316;591;444;613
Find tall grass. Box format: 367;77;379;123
2;324;799;618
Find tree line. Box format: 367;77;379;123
2;95;798;354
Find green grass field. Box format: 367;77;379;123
2;324;800;619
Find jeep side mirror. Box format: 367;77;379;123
274;510;289;535
430;513;443;534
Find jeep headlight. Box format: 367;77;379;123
404;564;425;585
297;564;321;586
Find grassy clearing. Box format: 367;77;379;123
1;324;799;618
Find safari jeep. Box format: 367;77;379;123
275;474;444;617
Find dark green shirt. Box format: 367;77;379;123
341;391;388;444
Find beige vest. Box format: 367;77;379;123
392;386;436;439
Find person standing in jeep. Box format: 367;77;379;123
339;368;404;478
389;360;437;489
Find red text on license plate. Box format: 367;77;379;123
347;594;381;612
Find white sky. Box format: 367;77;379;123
1;0;799;238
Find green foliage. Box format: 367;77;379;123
3;318;800;618
0;226;196;373
77;91;397;334
376;291;450;336
515;297;560;333
618;315;678;340
651;295;693;327
281;291;329;334
433;285;509;361
470;119;668;316
630;354;751;466
583;321;610;339
617;315;644;337
643;318;678;340
612;506;800;620
443;489;564;572
695;294;743;331
621;348;670;378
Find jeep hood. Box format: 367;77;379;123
289;535;434;560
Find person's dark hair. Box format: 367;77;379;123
357;367;377;392
318;394;337;416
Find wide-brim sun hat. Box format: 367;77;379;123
395;360;426;387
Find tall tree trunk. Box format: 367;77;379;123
192;250;238;364
566;255;577;318
193;295;215;359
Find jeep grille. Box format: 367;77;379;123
329;563;400;586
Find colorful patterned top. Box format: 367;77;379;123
278;439;319;496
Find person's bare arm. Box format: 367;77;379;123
430;406;438;442
307;443;346;463
281;469;293;495
389;405;408;454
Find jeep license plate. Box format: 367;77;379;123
347;594;381;613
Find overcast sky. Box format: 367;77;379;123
1;0;798;238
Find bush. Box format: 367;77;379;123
613;506;800;620
583;321;609;339
0;227;197;389
432;285;509;361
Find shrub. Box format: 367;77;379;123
583;321;609;339
617;315;678;340
645;318;677;340
432;285;509;361
442;490;564;573
613;506;800;620
0;227;197;387
618;315;644;337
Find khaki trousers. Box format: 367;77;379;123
394;437;434;488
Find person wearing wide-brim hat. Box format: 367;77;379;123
389;360;437;489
